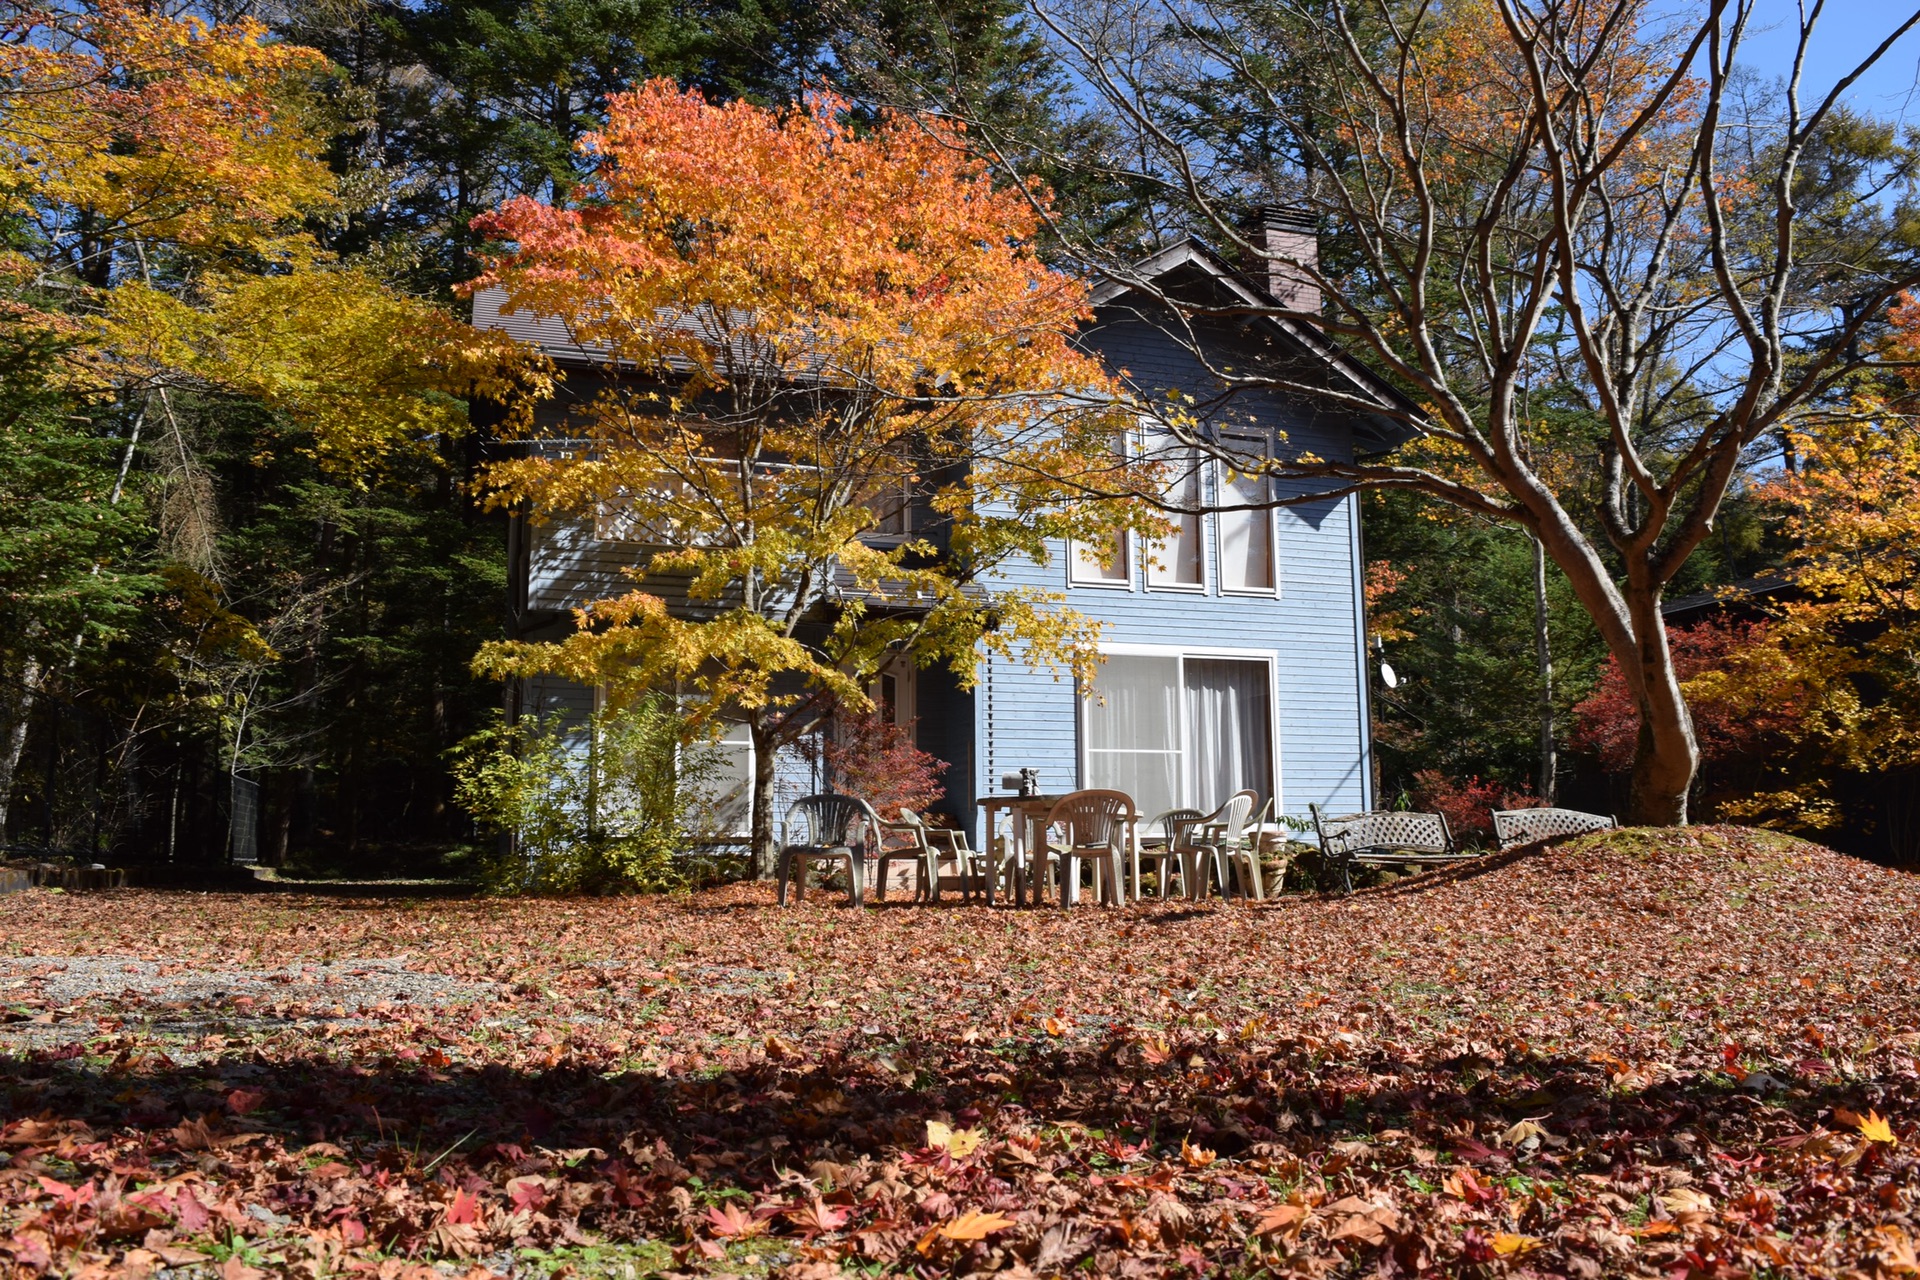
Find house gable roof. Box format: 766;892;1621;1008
1088;237;1423;455
471;238;1424;455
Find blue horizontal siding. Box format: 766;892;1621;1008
518;298;1378;848
975;311;1373;841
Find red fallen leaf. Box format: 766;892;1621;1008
1449;1136;1504;1163
1443;1169;1500;1205
505;1176;548;1211
785;1199;851;1236
226;1088;266;1115
444;1188;481;1225
172;1187;211;1233
37;1174;92;1205
4;1232;51;1270
705;1201;765;1238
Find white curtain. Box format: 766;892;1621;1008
1183;659;1272;812
1146;449;1203;587
1218;467;1273;590
1085;654;1182;818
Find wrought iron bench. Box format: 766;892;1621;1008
1490;807;1615;850
1308;804;1459;893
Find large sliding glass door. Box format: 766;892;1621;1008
1082;650;1276;818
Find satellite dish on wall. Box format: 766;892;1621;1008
1379;661;1400;690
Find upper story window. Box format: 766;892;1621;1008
592;457;798;546
1071;532;1131;586
1145;441;1204;590
1070;434;1134;587
1217;439;1275;593
863;474;913;540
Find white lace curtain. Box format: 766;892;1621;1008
1085;654;1272;817
1183;658;1272;813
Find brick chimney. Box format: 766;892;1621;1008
1243;206;1321;316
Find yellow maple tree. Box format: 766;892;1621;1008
466;80;1154;871
0;1;335;282
0;1;532;482
1736;390;1920;849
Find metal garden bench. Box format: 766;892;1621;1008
1308;803;1459;893
1490;807;1615;849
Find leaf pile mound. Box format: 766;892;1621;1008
3;827;1918;1278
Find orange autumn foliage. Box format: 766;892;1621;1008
466;81;1152;865
0;2;535;482
0;1;336;277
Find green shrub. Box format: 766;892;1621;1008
451;696;732;894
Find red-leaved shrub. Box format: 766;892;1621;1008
1571;616;1802;774
1410;771;1540;844
823;709;947;821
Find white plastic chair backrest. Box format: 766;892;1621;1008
1209;791;1257;845
1047;789;1134;851
1149;808;1206;853
788;793;877;849
1242;794;1275;846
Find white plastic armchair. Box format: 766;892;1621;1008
1041;789;1134;907
1220;794;1275;900
1139;808;1206;900
1189;790;1257;900
778;794;882;906
888;810;990;904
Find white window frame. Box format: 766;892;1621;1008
860;463;916;547
1214;440;1281;598
594;457;807;546
867;661;917;727
603;683;756;839
1143;442;1207;594
1076;642;1282;816
1069;429;1138;590
1069;530;1135;589
708;719;755;839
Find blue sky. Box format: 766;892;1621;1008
1735;2;1920;123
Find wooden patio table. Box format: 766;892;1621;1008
976;793;1143;906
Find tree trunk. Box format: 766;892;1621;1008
750;717;779;879
1624;589;1699;826
0;657;44;844
1532;537;1556;805
1532;513;1698;827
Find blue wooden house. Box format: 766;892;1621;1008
474;215;1415;845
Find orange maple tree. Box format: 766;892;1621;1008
467;81;1152;870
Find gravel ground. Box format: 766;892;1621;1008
0;952;500;1007
0;952;506;1061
